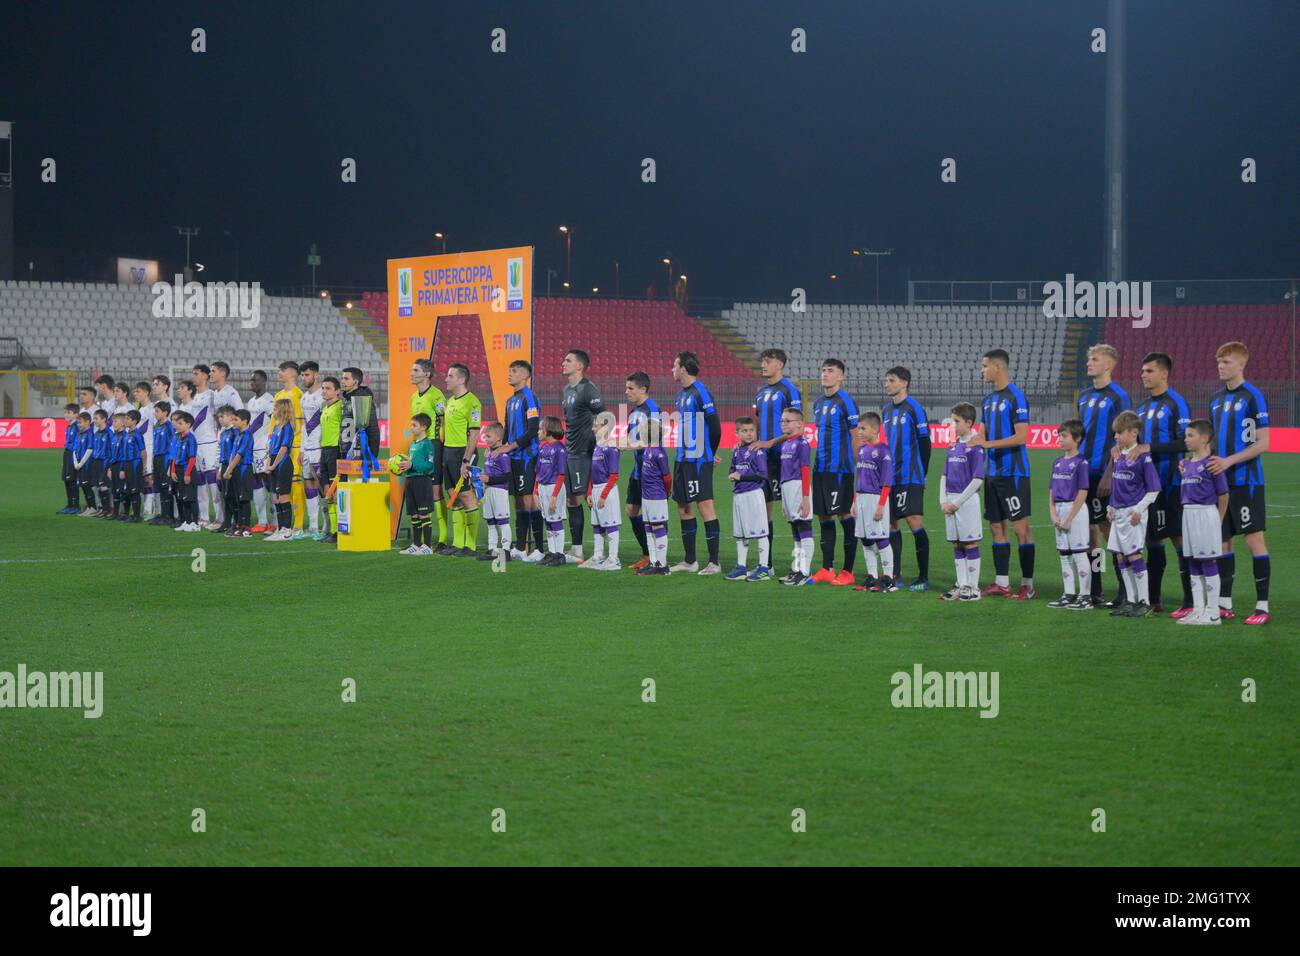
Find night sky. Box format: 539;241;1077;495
3;0;1296;300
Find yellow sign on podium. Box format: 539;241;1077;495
336;479;391;552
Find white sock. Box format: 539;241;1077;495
1206;573;1221;614
1059;555;1074;596
591;532;605;562
996;573;1009;588
966;555;981;587
1192;575;1206;611
1120;565;1136;602
308;492;320;531
210;484;223;522
654;529;669;566
862;543;878;577
736;539;748;566
800;537;814;575
1134;567;1149;604
757;536;770;567
487;524;498;551
549;528;563;553
879;544;895;581
1072;552;1091;596
500;526;512;552
1256;600;1269;613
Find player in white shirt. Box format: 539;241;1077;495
133;381;157;518
188;364;223;527
94;375;118;417
296;361;327;538
245;370;278;530
77;386;102;417
208;361;245;528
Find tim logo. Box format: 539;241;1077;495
397;335;427;354
129;267;146;284
507;257;523;310
491;333;522;351
397;267;413;316
0;420;20;447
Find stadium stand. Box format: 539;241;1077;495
1104;304;1291;381
0;279;383;373
720;303;1067;394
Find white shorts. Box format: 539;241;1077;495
538;484;566;522
591;485;622;529
1107;506;1148;556
942;494;982;544
1052;500;1090;552
732;487;768;539
301;447;321;478
640;497;670;525
780;478;809;522
197;441;219;473
854;491;891;541
482;485;511;522
1181;504;1221;560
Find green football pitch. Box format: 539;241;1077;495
1;449;1295;866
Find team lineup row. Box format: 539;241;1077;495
52;340;1272;625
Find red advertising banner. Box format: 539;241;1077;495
7;418;1300;453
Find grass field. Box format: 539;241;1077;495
1;448;1295;866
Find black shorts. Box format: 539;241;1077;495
1222;486;1265;536
672;460;713;505
984;475;1032;523
272;458;293;496
62;449;75;482
812;472;854;516
319;448;338;485
891;482;925;519
566;453;591;499
1146;489;1182;542
626;474;643;507
127;462;142;494
235;470;254;503
764;455;783;503
441;446;469;489
1086;475;1109;525
405;474;434;515
510;455;537;497
177;475;198;501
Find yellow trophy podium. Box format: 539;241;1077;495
334;460;392;551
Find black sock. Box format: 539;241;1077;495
1147;542;1166;605
993;542;1010;577
567;505;584;548
515;507;529;552
1253;554;1270;603
681;517;698;563
820;519;836;570
1114;560;1126;600
1178;553;1193;608
1090;548;1105;597
1221;552;1236;599
65;479;77;508
704;518;721;565
840;517;856;572
241;502;251;527
1019;542;1035;579
913;528;930;581
630;515;649;556
530;510;544;553
162;493;173;519
278;502;291;527
889;529;903;580
767;520;775;550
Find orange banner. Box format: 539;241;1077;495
386;246;533;535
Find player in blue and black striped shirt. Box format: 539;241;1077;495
1207;341;1271;625
809;358;860;585
972;349;1036;599
753;349;802;545
671;351;723;574
1131;352;1193;616
502;359;542;557
624;370;662;569
882;366;932;590
58;403;81;514
1077;344;1131;605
